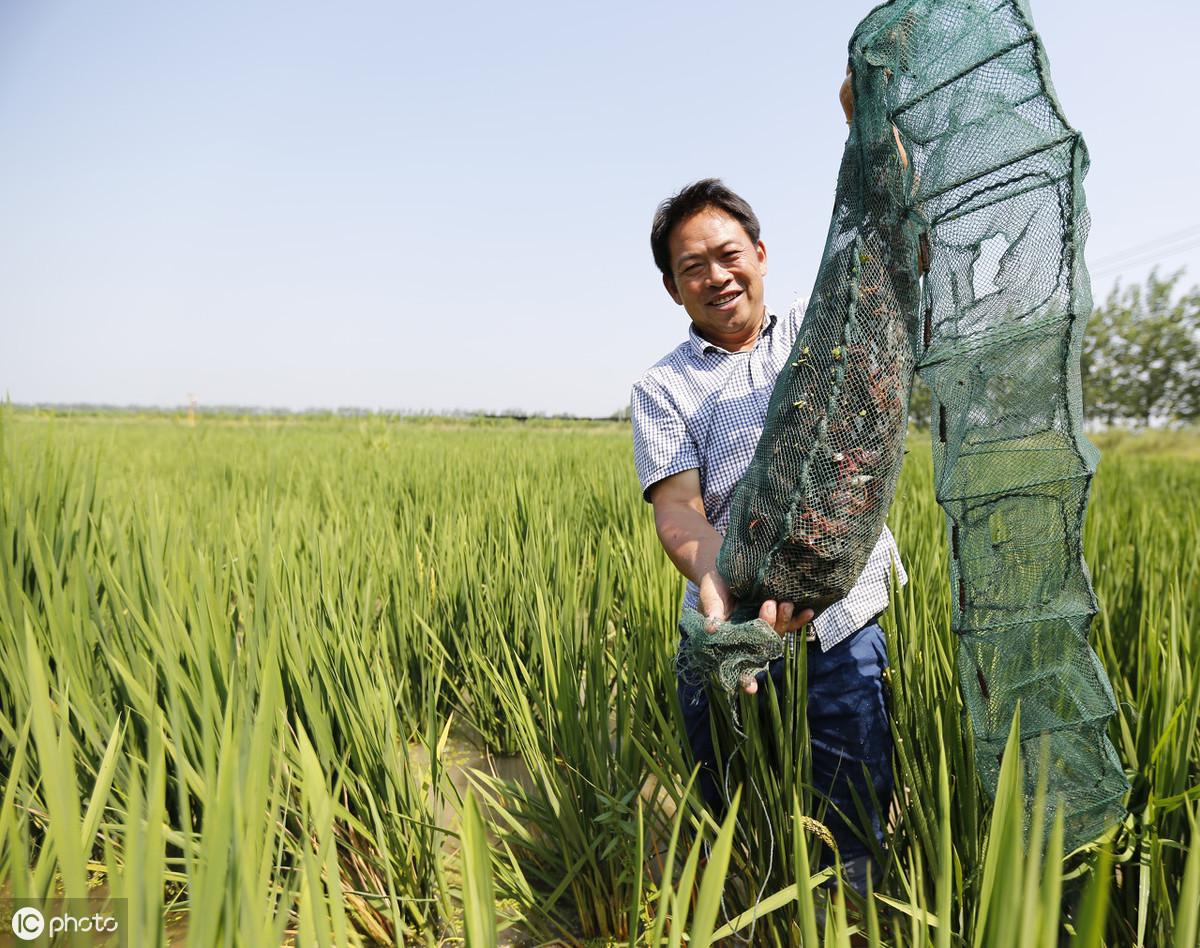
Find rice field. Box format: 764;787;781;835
1;405;1197;946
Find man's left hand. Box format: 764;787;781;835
739;601;815;695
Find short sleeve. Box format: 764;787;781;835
630;378;701;502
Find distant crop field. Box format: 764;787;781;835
1;407;1197;946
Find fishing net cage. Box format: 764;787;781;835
677;0;1128;851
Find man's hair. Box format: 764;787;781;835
650;178;761;279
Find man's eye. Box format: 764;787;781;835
723;251;741;261
684;263;703;275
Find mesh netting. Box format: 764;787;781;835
677;0;1127;849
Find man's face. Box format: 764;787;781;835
664;207;768;351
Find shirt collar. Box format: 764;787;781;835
687;308;776;357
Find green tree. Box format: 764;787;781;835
1082;268;1200;426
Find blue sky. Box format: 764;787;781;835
2;0;1198;415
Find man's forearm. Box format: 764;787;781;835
653;502;724;590
651;485;813;637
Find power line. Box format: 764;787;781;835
1090;234;1200;279
1088;223;1200;268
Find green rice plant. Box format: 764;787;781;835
675;786;741;947
1;406;1197;945
1085;461;1200;945
274;553;453;943
467;603;656;941
0;410;460;943
104;716;170;948
1172;803;1200;948
457;790;497;947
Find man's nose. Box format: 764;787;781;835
706;261;733;286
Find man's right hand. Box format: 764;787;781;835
698;570;815;695
698;570;736;630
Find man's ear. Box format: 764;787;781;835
663;272;683;305
757;240;768;278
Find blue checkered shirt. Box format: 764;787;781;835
630;303;907;651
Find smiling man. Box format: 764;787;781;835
630;178;906;888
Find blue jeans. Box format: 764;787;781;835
677;620;894;864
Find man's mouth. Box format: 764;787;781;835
708;290;742;308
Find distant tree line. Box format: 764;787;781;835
1081;269;1199;427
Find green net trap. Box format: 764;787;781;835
678;0;1128;850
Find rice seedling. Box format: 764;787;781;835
0;404;1196;945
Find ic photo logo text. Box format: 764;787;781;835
2;899;125;946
